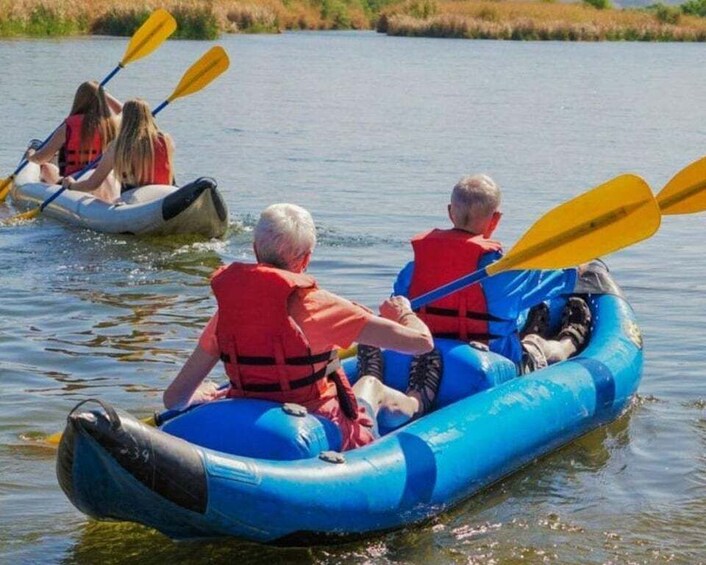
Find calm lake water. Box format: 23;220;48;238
1;31;705;564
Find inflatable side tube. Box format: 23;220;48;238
162;177;226;223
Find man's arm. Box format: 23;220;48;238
356;297;433;355
163;344;220;410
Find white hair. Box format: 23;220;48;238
254;203;317;270
450;174;501;228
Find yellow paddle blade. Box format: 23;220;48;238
43;414;157;448
0;176;13;202
488;174;661;275
657;155;706;215
120;9;177;67
167;46;230;103
3;206;40;225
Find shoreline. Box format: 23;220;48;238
2;0;706;42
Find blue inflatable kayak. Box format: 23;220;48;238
56;291;643;543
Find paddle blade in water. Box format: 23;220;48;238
120;9;177;67
0;176;12;202
488;174;661;274
3;206;40;225
44;430;63;447
657;155;706;215
167;46;230;103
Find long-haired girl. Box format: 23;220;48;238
26;81;121;190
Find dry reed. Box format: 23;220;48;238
378;0;706;41
0;0;376;38
2;0;706;40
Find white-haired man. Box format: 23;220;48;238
358;174;592;414
164;203;439;451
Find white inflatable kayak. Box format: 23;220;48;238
10;163;229;238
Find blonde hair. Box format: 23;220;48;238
69;80;117;154
254;204;317;270
113;99;172;186
450;174;501;228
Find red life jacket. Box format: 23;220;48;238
61;114;103;176
118;134;172;189
408;228;504;342
150;134;172;185
211;262;360;419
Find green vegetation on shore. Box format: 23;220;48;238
0;0;381;39
0;1;223;39
2;0;706;41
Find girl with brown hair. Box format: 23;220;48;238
26;81;121;196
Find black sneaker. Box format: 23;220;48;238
357;344;384;380
406;348;443;416
557;297;592;351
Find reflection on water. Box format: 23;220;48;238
37;235;226;371
66;522;317;565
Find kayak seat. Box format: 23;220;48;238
161;398;342;460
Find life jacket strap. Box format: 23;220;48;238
418;305;505;322
219;350;333;366
226;358;340;393
64;149;100;155
433;331;500;341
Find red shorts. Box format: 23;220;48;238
312;397;376;451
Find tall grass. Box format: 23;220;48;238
0;0;377;38
378;0;706;41
682;0;706;17
2;0;706;40
90;3;220;39
0;1;88;37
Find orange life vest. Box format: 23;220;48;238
211;262;360;419
408;228;503;342
61;114;103;176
